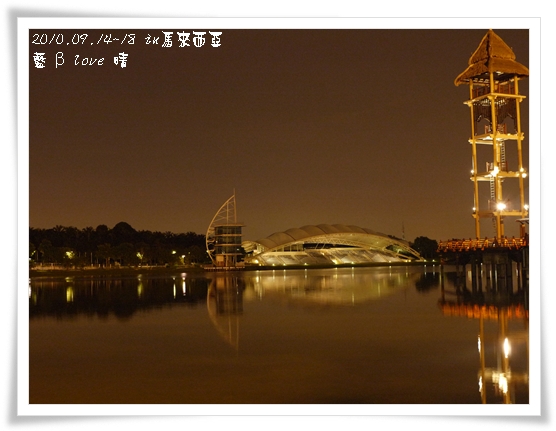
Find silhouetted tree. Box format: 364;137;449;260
95;224;110;247
97;243;113;267
38;239;54;263
410;236;439;259
111;222;137;245
113;242;138;266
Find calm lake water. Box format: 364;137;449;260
28;266;529;405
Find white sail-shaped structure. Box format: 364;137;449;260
206;193;243;267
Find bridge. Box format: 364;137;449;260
438;236;527;253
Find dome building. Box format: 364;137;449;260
241;224;422;267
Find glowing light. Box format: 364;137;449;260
66;287;74;302
496;202;506;211
524;204;529;211
491;166;499;176
477;335;481;353
498;374;508;394
503;337;511;358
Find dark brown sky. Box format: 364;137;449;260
29;28;529;241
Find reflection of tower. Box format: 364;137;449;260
438;270;529;404
206;193;244;268
207;277;244;350
454;30;529;239
477;306;529;404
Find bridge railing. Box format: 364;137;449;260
437;236;527;252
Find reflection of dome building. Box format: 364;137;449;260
242;224;421;267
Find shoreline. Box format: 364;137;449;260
29;260;443;279
29;265;206;279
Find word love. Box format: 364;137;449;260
74;54;105;66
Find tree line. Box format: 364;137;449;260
29;222;209;268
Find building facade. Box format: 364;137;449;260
242;224;421;267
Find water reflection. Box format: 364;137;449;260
28;266;529;404
207;277;244;350
29;268;438;353
245;267;435;305
29;274;210;320
438;265;529;404
29;268;439;356
206;268;440;353
29;267;437;319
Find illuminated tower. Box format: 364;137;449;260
206;193;244;268
455;30;529;239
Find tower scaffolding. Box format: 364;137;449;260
455;30;529;240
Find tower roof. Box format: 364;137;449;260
454;29;529;86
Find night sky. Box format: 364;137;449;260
28;27;530;242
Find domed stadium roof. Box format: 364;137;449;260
242;224;421;267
